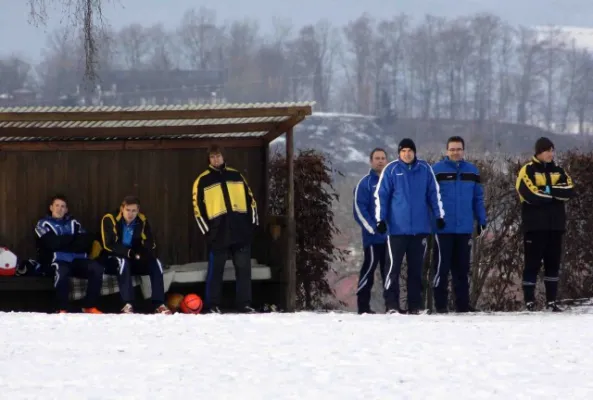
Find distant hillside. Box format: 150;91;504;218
279;113;593;175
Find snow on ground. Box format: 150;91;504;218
1;310;593;399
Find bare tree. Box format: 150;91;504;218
0;57;33;93
177;7;224;70
343;13;375;114
293;20;340;110
28;0;110;81
117;24;150;70
539;27;567;130
515;27;546;125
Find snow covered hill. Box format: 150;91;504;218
1;309;592;398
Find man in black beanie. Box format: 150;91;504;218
374;138;445;314
515;137;575;311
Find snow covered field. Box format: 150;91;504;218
1;309;593;399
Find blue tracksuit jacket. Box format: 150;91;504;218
374;159;445;235
353;169;387;247
431;157;487;234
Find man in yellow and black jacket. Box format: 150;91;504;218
515;137;575;312
97;196;170;315
192;145;258;313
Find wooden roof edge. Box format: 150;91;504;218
0;103;314;123
263;114;308;144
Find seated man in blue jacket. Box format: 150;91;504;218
353;147;388;314
375;138;445;314
35;194;104;314
98;196;171;315
432;136;487;313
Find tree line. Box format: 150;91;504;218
4;8;593;133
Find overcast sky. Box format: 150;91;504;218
2;0;592;63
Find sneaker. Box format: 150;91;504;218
82;307;103;314
525;301;536;312
237;306;256;314
358;308;376;315
57;309;68;314
546;301;563;312
207;306;222;314
386;308;399;314
154;305;172;314
121;303;134;314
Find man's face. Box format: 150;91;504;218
121;204;139;224
399;148;415;164
538;148;555;163
370;151;387;172
209;152;224;168
50;199;68;219
447;141;465;162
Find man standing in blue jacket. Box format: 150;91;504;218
353;147;388;314
431;136;487;313
375;139;445;314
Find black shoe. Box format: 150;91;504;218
435;307;449;314
386;308;399;314
546;301;563;312
525;301;536;312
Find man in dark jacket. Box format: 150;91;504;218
431;136;487;313
375;138;445;314
99;196;171;314
35;194;104;313
353;147;388;314
192;145;258;313
515;137;574;312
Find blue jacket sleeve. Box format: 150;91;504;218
426;164;445;219
472;169;487;225
353;177;375;234
374;165;393;223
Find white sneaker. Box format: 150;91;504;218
121;303;134;314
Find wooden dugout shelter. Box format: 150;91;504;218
0;101;314;311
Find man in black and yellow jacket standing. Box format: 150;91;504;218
192;145;258;313
99;196;171;314
515;137;575;312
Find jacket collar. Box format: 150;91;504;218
444;156;464;166
369;168;380;177
209;163;226;172
531;156;554;166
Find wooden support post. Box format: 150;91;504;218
285;127;296;311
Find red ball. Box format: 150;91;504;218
179;294;203;314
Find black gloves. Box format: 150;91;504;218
376;220;387;234
436;218;446;230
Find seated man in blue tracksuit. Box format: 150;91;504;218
353;147;388;314
431;136;487;313
98;196;171;314
375;138;445;314
35;194;104;313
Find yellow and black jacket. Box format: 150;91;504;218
97;211;156;258
192;164;258;249
515;157;575;232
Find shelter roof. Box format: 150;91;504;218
0;101;314;144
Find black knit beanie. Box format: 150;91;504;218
398;138;416;153
535;137;554;155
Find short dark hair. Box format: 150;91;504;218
446;136;465;150
49;194;68;207
121;195;140;207
369;147;387;160
207;144;224;157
